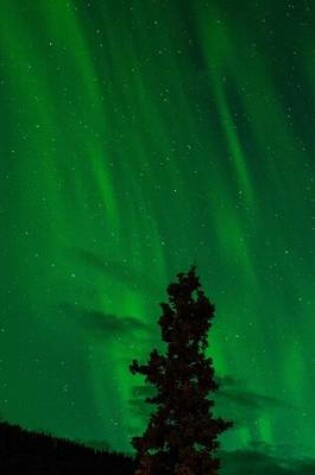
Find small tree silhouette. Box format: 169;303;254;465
129;265;233;475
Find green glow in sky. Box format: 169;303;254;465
0;0;314;464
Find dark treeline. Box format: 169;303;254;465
1;420;314;475
0;421;138;474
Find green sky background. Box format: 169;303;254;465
0;0;314;469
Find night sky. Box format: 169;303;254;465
1;0;314;472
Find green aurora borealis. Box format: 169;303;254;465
1;0;314;467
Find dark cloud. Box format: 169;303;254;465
128;383;162;428
128;384;157;420
219;449;315;475
128;373;291;420
215;375;295;411
129;374;295;416
216;388;292;411
131;384;156;398
128;374;298;436
216;375;238;387
127;379;315;473
57;303;150;339
77;249;161;298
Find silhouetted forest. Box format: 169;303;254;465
1;420;315;474
0;420;138;474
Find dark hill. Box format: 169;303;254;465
0;421;138;474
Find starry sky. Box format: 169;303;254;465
0;0;314;472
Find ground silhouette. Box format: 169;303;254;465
0;420;138;474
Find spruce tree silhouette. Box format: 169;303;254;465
129;265;233;475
